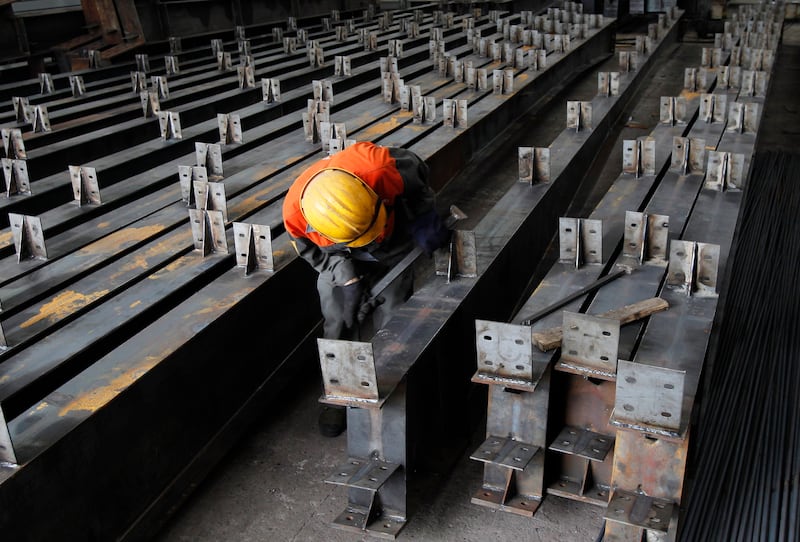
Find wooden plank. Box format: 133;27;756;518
533;297;670;352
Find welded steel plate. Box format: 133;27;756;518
474;320;533;381
604;488;673;532
470;435;539;471
560;312;620;374
317;339;379;402
325;456;400;491
614;360;685;431
548;426;614;462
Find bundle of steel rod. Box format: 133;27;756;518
678;150;800;542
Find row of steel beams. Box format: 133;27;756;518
466;4;781;541
316;9;684;539
0;3;618;540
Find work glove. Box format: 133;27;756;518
409;210;451;256
358;295;385;324
341;279;365;329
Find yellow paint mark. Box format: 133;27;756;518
78;225;165;256
361;117;401;138
21;289;110;328
0;375;8;385
35;402;48;412
58;358;159;415
97;221;111;229
129;300;142;309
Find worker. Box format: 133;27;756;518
282;141;451;437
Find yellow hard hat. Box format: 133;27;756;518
300;168;388;248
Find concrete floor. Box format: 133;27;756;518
152;22;800;542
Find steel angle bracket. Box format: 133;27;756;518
334;55;351;77
597;72;620;97
39;73;54;94
699;93;727;124
188;209;227;256
283;37;297;54
140;91;160;118
88;50;101;68
262;78;280;103
670;137;706;175
192;180;228;221
2;158;30;197
30;106;51;133
659;97;688;126
704;151;746;191
611;360;686;436
158;111;182;140
2;129;25;159
131;71;147;93
727;102;760;134
559;217;602;267
135;54;149;72
11;97;29;123
470;437;543;516
605;489;674;533
68;165;101;206
232;222;273;275
177;165;207;205
9;213;47;262
518;147;550;184
326;455;404;538
566;101;592;132
619;51;638;72
317;339;380;405
164;55;181;75
217;51;233;71
740;70;768;98
168;36;181;53
471;436;539;471
667;240;720;297
0;404;16;463
210;38;223;56
472;320;541;391
195;142;223;179
492;69;514;95
442;99;467;129
399;84;420;112
312;79;335;104
556;312;620;379
217;114;243;145
237;65;255;89
434;230;477;281
151;76;168;99
621;138;655;177
622;211;669;265
549;426;614;462
69;75;85;97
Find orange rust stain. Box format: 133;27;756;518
58;357;159;415
681;90;700;100
109;241;181;280
0;230;12;245
0;375;8;385
361;117;402;138
97;221;111;229
129;300;142;309
78;225;165;256
21;289;110;328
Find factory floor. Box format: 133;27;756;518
152;23;800;542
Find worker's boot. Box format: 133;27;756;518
318;405;346;437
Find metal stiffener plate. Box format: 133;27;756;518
604;488;673;533
518;147;533;183
470;435;539;471
2;158;30;196
69;165;101;205
560;312;620;374
325;456;401;491
317;339;379;402
188;209;227;255
474;320;533;381
646;214;669;263
195;142;223;178
581;219;602;265
549;426;614;462
434;230;477;279
666;240;696;293
623;211;646;262
614;360;685;431
9;213;47;261
559;217;579;263
695;242;720;297
232;222;273;272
